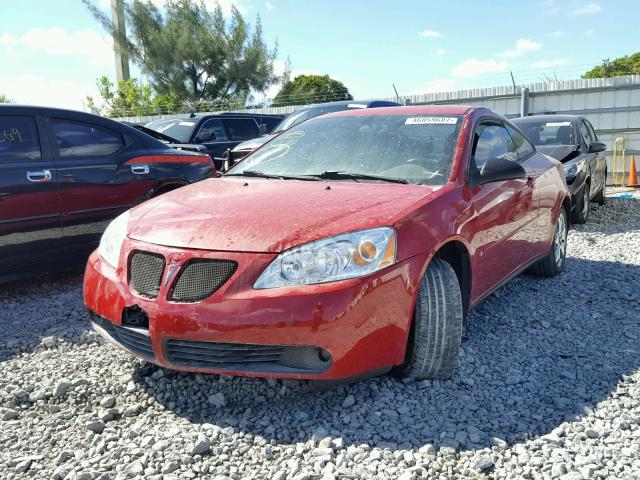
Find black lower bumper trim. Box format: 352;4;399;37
89;311;156;361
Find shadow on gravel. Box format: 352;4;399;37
133;256;640;453
576;197;640;233
0;269;89;362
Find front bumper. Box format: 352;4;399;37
83;239;425;380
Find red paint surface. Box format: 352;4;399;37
84;105;570;380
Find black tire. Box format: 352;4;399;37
393;259;464;380
530;207;568;277
593;174;606;206
571;184;590;224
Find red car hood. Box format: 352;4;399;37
128;178;439;253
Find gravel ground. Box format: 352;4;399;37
1;191;639;480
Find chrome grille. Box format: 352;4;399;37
169;259;237;302
129;252;165;299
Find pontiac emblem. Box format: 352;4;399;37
164;260;181;286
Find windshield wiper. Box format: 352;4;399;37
309;171;410;184
224;170;319;181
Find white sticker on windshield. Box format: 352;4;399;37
405;116;458;125
178;121;196;126
347;103;367;109
546;122;571;127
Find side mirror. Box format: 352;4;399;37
588;142;606;153
472;156;527;186
259;123;268;137
196;131;216;143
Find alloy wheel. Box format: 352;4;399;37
554;211;568;268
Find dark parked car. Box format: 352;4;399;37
512;115;607;223
223;100;402;168
0;105;214;280
145;113;285;170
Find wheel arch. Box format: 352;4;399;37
151;180;189;198
432;240;472;319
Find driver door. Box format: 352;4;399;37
465;120;539;300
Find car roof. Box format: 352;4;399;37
0;104;118;122
319;104;475;118
512;114;581;124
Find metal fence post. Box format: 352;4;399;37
520;88;529;117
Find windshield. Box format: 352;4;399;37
516;120;576;146
231;114;462;185
273;104;367;133
146;118;198;143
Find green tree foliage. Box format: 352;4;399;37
273;74;352;106
583;53;640;78
0;93;13;103
84;0;278;109
86;75;182;117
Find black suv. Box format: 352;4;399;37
145;113;285;170
0;105;214;280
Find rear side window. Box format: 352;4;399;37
224;118;258;141
471;123;518;171
52;119;123;157
0;116;42;161
506;125;535;160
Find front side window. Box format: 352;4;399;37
233;114;462;185
506;125;535;160
579;120;592;147
585;120;598;142
196;119;229;142
471;123;518;172
53;119;123;157
0;116;42;162
224;118;258;141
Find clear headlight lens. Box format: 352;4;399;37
254;227;396;289
98;210;130;269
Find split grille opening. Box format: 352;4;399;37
129;251;165;299
164;339;332;374
169;259;237;303
128;251;237;303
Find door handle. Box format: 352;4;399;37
131;164;150;175
27;170;52;183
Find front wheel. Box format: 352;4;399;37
530;207;568;277
571;184;590;224
393;259;464;380
593;173;606;206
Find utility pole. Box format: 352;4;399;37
111;0;130;82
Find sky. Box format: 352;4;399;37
1;0;638;110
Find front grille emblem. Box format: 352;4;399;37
164;260;181;286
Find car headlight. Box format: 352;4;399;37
98;210;130;269
563;159;585;179
254;227;397;289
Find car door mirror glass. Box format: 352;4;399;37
475;156;527;185
196;131;216;143
588;142;606;153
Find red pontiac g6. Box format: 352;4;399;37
84;106;570;382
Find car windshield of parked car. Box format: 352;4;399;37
273;104;367;133
146;119;197;143
517;120;576;146
232;114;462;185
